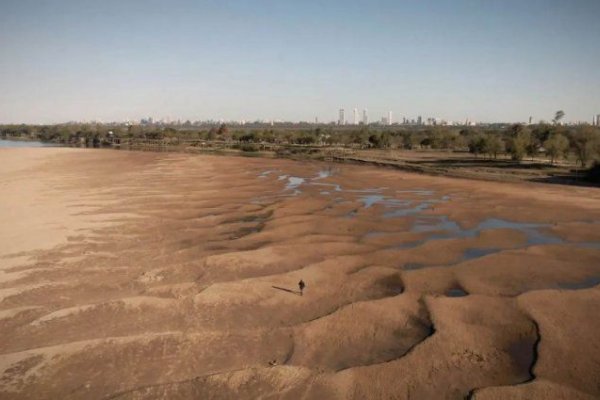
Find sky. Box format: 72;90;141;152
1;0;599;124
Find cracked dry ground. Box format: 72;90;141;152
1;148;599;400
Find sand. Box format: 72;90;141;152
0;147;599;399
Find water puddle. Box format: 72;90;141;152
558;277;600;290
413;216;461;233
383;202;432;218
462;247;500;261
313;169;334;180
258;170;274;178
410;217;566;248
346;187;387;194
572;242;600;250
393;240;425;250
446;288;468;297
396;189;435;196
387;217;574;268
312;182;343;192
403;262;424;270
360;195;385;208
359;195;411;209
363;231;388;239
254;168;598;265
285;177;305;191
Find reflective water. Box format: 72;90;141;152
383;202;433;218
285;177;305;190
462;247;500;260
403;263;424;270
396;189;434;196
558;277;600;290
312;182;343;192
314;169;334;180
255;166;600;272
447;288;468;297
411;217;565;247
0;139;60;148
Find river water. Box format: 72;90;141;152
0;139;60;148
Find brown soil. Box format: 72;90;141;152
1;147;599;399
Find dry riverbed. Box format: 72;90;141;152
1;147;599;399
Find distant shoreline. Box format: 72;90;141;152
1;136;597;187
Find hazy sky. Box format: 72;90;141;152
1;0;599;124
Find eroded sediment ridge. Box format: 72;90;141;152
1;148;599;399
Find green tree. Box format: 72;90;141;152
380;131;391;148
571;126;599;167
207;127;217;140
401;132;417;149
552;110;565;125
468;134;486;157
507;125;531;162
532;123;552;144
483;135;504;159
543;133;569;164
217;124;229;140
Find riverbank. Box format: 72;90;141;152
4;135;594;187
1;147;599;399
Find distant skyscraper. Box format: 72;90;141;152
353;108;359;125
338;109;345;125
387;111;393;125
363;109;368;125
417;115;422;125
596;114;600;126
529;116;533;125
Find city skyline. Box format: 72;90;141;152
1;0;599;124
34;108;596;127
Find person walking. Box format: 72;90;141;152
298;280;306;296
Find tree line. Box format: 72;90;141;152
2;121;599;168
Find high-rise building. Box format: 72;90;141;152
353;108;359;125
596;114;600;126
363;109;368;125
338;109;345;125
417;115;422;125
387;111;393;126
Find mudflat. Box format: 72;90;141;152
1;147;599;399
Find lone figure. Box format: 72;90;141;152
298;280;306;296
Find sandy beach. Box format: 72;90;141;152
1;147;599;399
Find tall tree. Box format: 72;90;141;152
468;134;486;157
484;135;504;159
552;110;565;125
543;133;569;164
571;126;599;167
507;125;531;162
